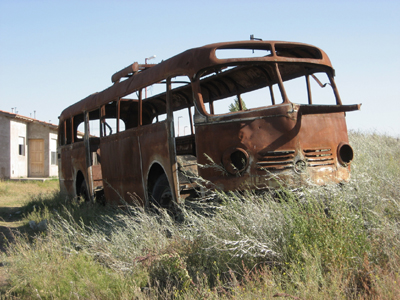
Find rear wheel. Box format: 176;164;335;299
151;174;184;222
78;180;89;202
151;174;173;209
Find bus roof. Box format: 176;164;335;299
59;40;333;121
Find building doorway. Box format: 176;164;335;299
29;139;45;177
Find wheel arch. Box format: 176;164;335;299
147;162;167;199
75;170;85;197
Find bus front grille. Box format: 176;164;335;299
256;150;295;171
303;148;334;167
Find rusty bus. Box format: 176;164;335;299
58;40;360;207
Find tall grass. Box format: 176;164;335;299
1;132;399;299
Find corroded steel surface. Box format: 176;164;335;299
58;40;360;205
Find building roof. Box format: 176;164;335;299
0;110;58;130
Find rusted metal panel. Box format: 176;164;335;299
99;128;143;204
139;121;177;203
98;120;175;205
58;40;360;205
59;142;87;197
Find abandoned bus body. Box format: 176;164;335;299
58;40;360;206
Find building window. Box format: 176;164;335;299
18;137;25;156
50;138;57;165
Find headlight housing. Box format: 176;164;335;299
222;147;249;175
337;142;354;166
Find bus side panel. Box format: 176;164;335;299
59;145;73;197
139;121;177;203
99;121;174;206
59;142;87;198
99;129;142;204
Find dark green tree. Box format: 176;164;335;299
229;97;247;112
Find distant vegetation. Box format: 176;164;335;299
229;97;247;112
1;132;399;299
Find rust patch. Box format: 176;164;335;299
58;40;360;204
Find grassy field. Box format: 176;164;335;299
0;132;399;299
0;180;59;249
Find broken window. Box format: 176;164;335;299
196;63;284;115
278;64;336;105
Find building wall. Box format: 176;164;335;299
0;113;59;179
10;119;28;178
0;115;11;178
27;122;58;177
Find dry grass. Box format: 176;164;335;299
0;179;58;207
0;132;399;299
0;180;58;228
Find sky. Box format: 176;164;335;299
0;0;399;137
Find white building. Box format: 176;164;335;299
0;110;58;179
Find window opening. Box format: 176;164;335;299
281;76;309;105
210;84;284;115
50;138;57;165
99;103;121;136
153;113;167;123
275;44;322;59
144;82;165;99
77;116;99;138
197;63;284;115
119;98;138;130
309;73;336;105
173;108;193;137
89;119;100;137
18;137;25;156
171;76;191;89
73;113;85;142
283;71;336;105
216;48;272;59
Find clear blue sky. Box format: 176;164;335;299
1;0;399;136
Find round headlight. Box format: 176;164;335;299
222;147;249;175
337;142;354;165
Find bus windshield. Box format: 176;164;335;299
194;63;339;116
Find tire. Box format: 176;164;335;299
151;174;173;209
78;180;89;202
